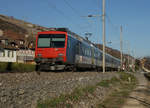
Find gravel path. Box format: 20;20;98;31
0;71;118;108
122;72;150;108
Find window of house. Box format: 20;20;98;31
0;51;3;57
5;40;8;46
12;51;14;57
68;39;71;48
20;41;24;45
8;51;10;57
1;40;5;44
3;51;5;57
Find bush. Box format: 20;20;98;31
0;62;35;72
119;72;136;83
0;62;8;72
97;80;110;87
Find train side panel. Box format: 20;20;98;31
66;35;78;64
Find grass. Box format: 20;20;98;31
97;87;133;108
37;86;96;108
97;72;137;108
96;80;110;87
0;62;35;72
37;94;68;108
37;72;137;108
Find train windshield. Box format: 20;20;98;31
38;34;65;48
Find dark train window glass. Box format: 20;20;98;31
51;38;65;48
88;49;90;56
37;34;65;48
52;38;65;41
84;48;87;56
89;49;91;56
51;41;65;48
76;42;80;54
86;48;88;56
68;40;71;48
81;47;85;55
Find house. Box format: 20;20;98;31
0;36;35;63
0;49;17;62
16;49;35;64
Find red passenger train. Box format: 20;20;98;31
35;28;120;71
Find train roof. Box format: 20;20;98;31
48;28;120;61
49;28;92;43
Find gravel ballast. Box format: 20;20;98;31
0;71;119;108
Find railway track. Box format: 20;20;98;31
0;71;119;108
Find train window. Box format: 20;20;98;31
85;50;87;56
97;52;100;59
76;42;80;54
87;48;89;56
51;41;65;48
51;37;65;48
96;52;98;58
81;46;85;55
105;55;108;62
89;49;91;57
38;34;65;48
38;38;51;48
85;48;87;56
86;48;88;56
52;38;65;41
84;47;86;56
87;48;90;56
95;51;97;58
89;49;90;56
68;40;71;48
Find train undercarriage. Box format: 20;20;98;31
35;62;119;72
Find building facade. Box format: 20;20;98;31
0;49;17;62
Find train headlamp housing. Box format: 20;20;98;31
37;53;42;57
58;53;64;56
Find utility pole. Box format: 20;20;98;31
128;42;130;71
102;0;106;73
132;50;135;72
83;0;105;73
120;26;123;70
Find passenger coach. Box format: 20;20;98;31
35;28;120;71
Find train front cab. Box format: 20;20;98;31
35;31;68;71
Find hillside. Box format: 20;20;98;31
95;44;122;59
0;14;125;59
0;14;50;38
143;57;150;70
0;14;49;49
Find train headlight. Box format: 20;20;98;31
37;53;42;57
58;53;64;56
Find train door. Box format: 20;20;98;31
74;41;82;65
66;36;74;64
91;48;95;65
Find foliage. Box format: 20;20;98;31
0;62;8;72
37;72;137;108
0;62;35;72
97;73;137;108
97;80;110;87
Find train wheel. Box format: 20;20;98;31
72;66;77;72
96;67;100;72
95;67;99;72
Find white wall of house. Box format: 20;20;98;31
0;49;17;62
0;49;35;63
16;50;35;63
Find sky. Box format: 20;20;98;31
0;0;150;58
